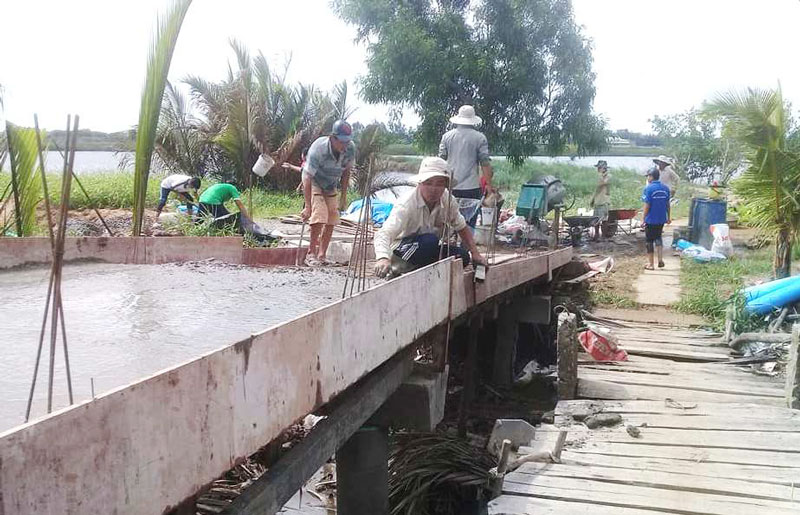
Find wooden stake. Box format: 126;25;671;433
458;313;483;437
33;114;56;244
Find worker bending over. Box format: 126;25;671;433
155;174;201;218
197;183;250;223
374;157;487;278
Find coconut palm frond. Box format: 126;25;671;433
388;432;493;515
132;0;193;235
5;123;44;236
705;86;800;278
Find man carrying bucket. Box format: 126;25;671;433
373;157;487;278
300;120;355;266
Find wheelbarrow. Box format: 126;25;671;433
603;208;638;237
563;215;600;246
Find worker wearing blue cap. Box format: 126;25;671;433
300;120;356;266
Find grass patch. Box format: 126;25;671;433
589;290;638;309
0;171;311;220
674;248;773;329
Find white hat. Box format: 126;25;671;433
449;105;482;126
654;155;674;166
411;157;451;184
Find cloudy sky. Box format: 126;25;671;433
1;0;797;134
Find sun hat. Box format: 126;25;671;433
653;155;674;166
331;119;353;143
411;157;452;184
449;105;482;126
595;160;608;169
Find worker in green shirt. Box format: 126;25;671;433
198;183;250;222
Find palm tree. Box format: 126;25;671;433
704;87;800;278
132;0;193;236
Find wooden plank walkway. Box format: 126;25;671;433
489;315;800;514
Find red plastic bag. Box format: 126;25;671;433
578;327;628;361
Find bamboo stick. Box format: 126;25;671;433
33;114;56;244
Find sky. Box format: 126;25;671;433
1;0;798;134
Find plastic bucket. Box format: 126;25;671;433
252;154;275;177
474;225;493;245
479;207;496;227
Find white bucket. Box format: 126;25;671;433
479;207;496;227
474;225;493;245
252;154;275;177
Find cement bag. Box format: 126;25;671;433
578;325;628;361
710;223;733;257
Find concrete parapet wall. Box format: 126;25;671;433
0;236;245;268
0;247;572;514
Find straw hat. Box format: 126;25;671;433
411;157;451;184
449;105;482;126
653;155;674;166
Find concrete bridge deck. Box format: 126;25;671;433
0;237;570;514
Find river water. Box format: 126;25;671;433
37;152;656;175
0;262;346;433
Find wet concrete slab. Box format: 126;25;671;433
0;262;346;431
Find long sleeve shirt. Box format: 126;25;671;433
373;187;467;260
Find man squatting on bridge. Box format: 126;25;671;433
373;157;488;278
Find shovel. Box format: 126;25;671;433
296;218;307;266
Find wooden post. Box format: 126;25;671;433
550;206;561;250
557;311;578;400
785;324;800;409
493;304;518;387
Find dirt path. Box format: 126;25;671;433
633;224;682;306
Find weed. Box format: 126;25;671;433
674;248;773;329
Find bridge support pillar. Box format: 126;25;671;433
336;425;389;515
493;295;551;386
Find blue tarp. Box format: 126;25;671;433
346;199;395;225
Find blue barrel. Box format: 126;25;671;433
690;199;726;249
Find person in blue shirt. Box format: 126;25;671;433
642;168;671;270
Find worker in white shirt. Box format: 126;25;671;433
155;174;201;218
373;157;487;278
653;155;679;197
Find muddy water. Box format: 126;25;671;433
0;262;346;432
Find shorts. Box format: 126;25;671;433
645;223;664;251
453;188;482;227
593;204;609;222
310;184;340;226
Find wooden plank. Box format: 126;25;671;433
488;495;657;515
512;462;797;502
577;364;781;389
502;475;797;514
520;441;800;468
604;414;800;432
619;345;730;362
578;378;785;405
556;400;800;419
550;451;800;487
578;369;784;398
535;426;800;453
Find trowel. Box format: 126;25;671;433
474;263;487;282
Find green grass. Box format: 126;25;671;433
674;248;773;329
590;290;638;309
0;171;310;220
